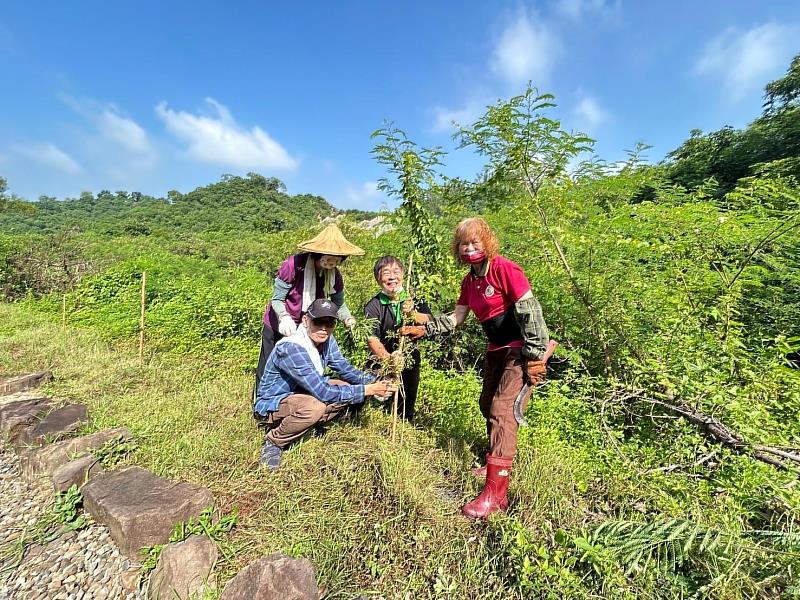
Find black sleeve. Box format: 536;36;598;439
364;297;383;339
416;298;433;316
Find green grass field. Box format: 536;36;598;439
4;302;798;599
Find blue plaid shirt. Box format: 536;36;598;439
254;334;376;415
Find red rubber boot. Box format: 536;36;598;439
461;454;513;519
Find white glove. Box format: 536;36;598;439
345;317;356;330
278;315;297;337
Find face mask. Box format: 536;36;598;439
382;285;404;298
318;255;342;270
462;251;486;264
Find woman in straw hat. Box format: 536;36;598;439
255;224;365;391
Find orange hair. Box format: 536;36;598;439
451;217;500;263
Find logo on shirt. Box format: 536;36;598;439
484;285;495;297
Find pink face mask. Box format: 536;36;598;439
462;251;486;264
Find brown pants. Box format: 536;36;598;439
478;347;531;459
265;380;350;448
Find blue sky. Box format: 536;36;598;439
1;1;798;210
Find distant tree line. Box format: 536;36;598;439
0;172;376;236
664;53;800;196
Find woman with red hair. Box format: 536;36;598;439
400;217;550;518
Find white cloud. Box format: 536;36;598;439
15;142;82;174
96;107;151;154
432;99;488;132
156;98;298;170
432;9;566;138
694;23;799;99
60;95;156;160
344;181;380;205
573;95;610;129
555;0;621;22
490;9;561;87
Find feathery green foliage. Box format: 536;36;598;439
372;124;453;304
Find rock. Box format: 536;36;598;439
220;553;318;600
81;467;213;559
0;397;54;442
357;215;394;237
0;448;147;600
119;568;141;594
0;390;49;408
147;535;217;600
15;404;89;448
320;215;345;226
0;371;53;395
52;454;104;492
19;427;132;483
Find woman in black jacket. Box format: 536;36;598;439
364;256;431;422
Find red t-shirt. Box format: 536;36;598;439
457;255;531;350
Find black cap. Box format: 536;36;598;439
306;299;339;320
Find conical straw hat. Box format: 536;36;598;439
297;224;365;256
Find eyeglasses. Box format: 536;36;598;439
311;318;336;328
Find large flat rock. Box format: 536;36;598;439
148;535;217;599
0;371;53;395
220;553;318;600
82;467;214;559
19;427;132;483
14;403;89;448
0;397;54;442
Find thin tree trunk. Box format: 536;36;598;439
522;179;643;366
139;271;147;365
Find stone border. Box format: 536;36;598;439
0;372;322;600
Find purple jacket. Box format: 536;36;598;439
263;253;344;330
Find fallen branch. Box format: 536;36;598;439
640;451;718;476
639;394;800;474
753;446;800;464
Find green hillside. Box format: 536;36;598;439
0;172;375;236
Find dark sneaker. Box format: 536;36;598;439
259;439;283;470
338;404;363;424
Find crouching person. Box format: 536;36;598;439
254;298;397;469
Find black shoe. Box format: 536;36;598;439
259;439;283;469
339;404;364;424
